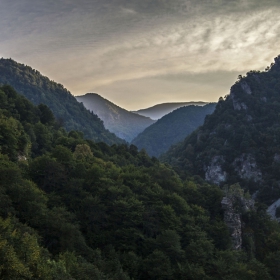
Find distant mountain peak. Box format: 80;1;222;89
0;58;124;145
76;93;155;142
133;101;209;120
132;103;216;157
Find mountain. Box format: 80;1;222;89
0;58;124;145
132;103;216;157
163;55;280;205
76;93;155;142
133;101;208;120
1;84;279;279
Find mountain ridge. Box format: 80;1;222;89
76;93;156;142
132;103;216;157
133;101;208;120
0;58;124;145
0;64;280;279
162;55;280;205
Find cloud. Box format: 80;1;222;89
120;7;137;15
0;0;280;109
66;7;280;89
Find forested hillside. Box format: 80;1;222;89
163;55;280;206
0;58;123;145
1;85;280;279
132;103;216;157
76;93;155;142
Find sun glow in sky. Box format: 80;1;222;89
1;0;280;110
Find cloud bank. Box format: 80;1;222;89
0;0;279;109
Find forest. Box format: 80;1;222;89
132;103;216;157
1;84;280;279
162;56;280;207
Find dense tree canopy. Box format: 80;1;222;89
132;103;216;157
0;85;280;279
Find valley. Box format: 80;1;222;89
0;56;280;279
76;93;155;142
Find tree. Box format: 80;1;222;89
38;103;55;125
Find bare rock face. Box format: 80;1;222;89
233;101;247;111
241;82;252;95
17;155;27;161
246;114;253;122
267;198;280;222
233;154;262;182
261;97;267;103
221;197;242;250
230;91;248;111
205;156;227;185
221;192;254;250
274;153;280;163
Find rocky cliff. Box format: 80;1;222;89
221;186;255;250
163;55;280;205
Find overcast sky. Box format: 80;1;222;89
1;0;279;110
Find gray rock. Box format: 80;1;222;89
221;194;254;250
241;82;252;95
267;198;280;222
221;197;242;250
233;154;262;182
274;153;280;163
205;156;227;185
230;89;248;111
246;114;253;122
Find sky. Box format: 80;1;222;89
1;0;280;110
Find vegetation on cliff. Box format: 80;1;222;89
163;55;280;205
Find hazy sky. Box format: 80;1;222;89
1;0;280;110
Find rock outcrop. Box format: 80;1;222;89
230;90;248;111
274;153;280;163
221;187;254;250
221;197;242;250
241;82;252;95
233;154;262;182
205;156;227;185
267;198;280;222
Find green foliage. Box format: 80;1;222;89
132;103;216;157
163;55;280;204
0;216;73;279
0;85;279;279
0;114;28;160
38;103;56;125
73;144;93;160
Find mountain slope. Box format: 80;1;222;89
163;55;280;205
1;84;279;279
133;101;208;120
132;103;216;157
76;93;155;142
0;58;124;145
